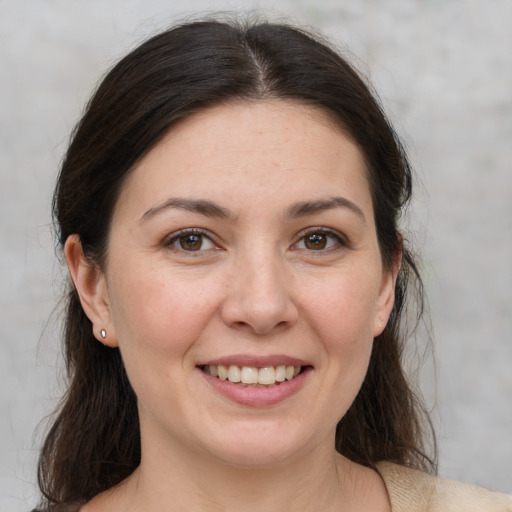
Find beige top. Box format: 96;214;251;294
377;462;512;512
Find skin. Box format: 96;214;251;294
66;100;398;511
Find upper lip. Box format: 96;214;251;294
197;354;312;368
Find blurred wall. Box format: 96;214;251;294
1;0;511;510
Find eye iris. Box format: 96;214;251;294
179;234;202;251
305;233;327;250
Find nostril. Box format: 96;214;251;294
231;319;291;335
233;321;250;329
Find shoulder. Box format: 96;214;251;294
376;461;512;512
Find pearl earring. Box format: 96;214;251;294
100;329;107;339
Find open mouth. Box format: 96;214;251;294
200;364;307;387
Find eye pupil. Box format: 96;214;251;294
305;233;327;250
179;234;202;251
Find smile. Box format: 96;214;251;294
201;364;302;386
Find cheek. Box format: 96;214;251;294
106;266;224;418
107;263;220;364
303;270;382;349
304;273;380;419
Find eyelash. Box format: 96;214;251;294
292;228;350;253
164;227;349;254
165;228;218;253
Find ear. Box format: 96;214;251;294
373;242;402;337
64;234;118;347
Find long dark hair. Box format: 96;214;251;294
37;17;436;511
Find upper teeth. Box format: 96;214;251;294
204;365;301;386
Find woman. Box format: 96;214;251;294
35;17;511;512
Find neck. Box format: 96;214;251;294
86;420;390;512
114;435;355;512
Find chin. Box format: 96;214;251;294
200;421;317;469
213;444;298;469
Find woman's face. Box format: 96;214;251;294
88;101;396;466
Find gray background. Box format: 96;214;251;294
1;0;511;510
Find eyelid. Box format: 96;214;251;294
292;227;351;251
164;228;221;252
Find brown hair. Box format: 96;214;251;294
37;17;436;511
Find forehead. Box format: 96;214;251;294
114;100;372;221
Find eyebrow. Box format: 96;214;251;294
140;195;365;224
286;197;366;223
140;198;235;223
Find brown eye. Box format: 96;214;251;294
293;229;345;252
178;234;204;251
168;230;216;252
304;233;328;250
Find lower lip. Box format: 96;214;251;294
198;367;311;407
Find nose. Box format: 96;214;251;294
220;253;299;336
